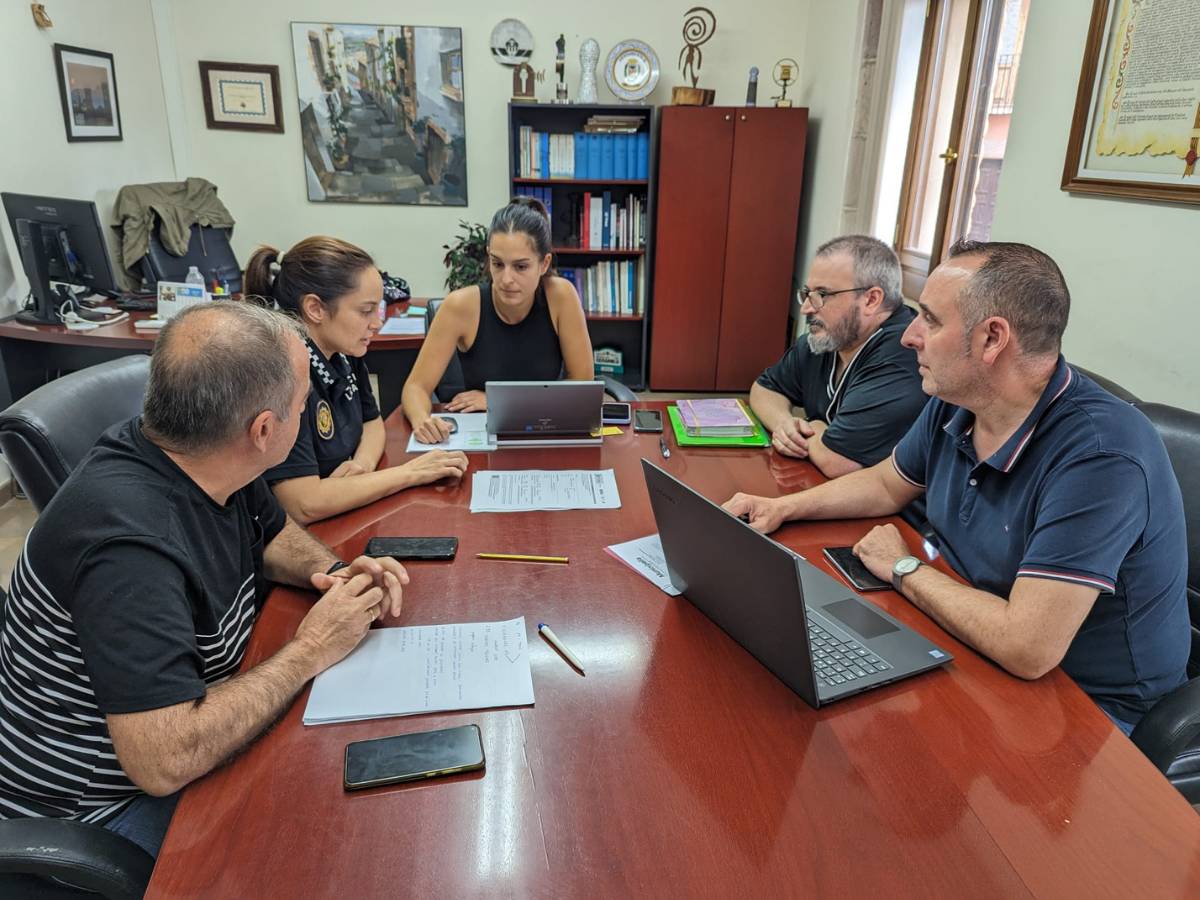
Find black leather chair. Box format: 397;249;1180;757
0;588;154;899
139;222;242;294
423;298;637;403
1072;365;1139;403
0;355;151;511
1128;402;1200;801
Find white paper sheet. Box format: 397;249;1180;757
405;413;496;452
303;616;535;725
605;534;681;596
379;316;426;335
469;469;621;512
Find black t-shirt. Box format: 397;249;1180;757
755;305;928;466
265;338;381;483
0;417;287;824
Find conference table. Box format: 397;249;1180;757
145;403;1200;898
0;301;426;416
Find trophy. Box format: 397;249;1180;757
579;38;600;103
671;7;717;106
512;63;543;101
746;66;759;107
554;34;569;103
771;58;798;108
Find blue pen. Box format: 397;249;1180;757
538;623;585;673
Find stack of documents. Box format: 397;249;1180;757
470;469;621;512
303;617;535;725
405;413;496;452
379;316;426;336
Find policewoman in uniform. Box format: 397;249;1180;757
243;237;468;523
401;197;594;444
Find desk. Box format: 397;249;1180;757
146;403;1200;898
0;303;426;417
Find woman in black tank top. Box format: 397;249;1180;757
402;197;595;444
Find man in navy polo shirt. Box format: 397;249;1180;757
724;240;1189;733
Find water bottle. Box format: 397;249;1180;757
185;266;206;298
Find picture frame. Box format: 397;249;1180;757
53;43;122;142
199;61;285;133
1062;0;1200;205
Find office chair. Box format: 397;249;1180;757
1072;365;1139;403
0;355;151;511
0;587;155;899
139;222;242;294
424;299;637;403
1128;402;1200;801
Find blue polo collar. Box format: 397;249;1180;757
943;356;1073;473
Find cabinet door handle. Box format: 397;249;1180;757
740;115;747;121
724;114;731;121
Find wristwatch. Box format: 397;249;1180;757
892;556;923;593
326;560;350;576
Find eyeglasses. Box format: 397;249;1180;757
798;285;872;311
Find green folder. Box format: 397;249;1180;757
667;405;771;447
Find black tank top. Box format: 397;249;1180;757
458;281;564;390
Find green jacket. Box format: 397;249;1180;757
110;178;235;282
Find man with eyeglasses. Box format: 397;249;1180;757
749;235;928;478
726;241;1188;734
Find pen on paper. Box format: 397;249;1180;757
659;436;671;458
477;553;569;564
538;623;585;673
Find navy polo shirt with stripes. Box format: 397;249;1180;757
891;357;1189;721
265;338;381;483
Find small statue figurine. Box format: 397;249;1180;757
671;7;717;106
579;38;600;103
746;66;759;107
513;62;540;101
554;33;569;103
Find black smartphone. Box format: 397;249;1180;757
602;402;632;425
364;536;459;560
633;408;663;433
823;546;890;592
344;724;485;791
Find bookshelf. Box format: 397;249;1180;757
508;102;657;390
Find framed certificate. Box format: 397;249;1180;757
199;61;284;133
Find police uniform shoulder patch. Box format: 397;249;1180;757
316;400;335;440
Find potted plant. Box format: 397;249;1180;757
442;220;488;291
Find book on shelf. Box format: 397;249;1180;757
561;258;643;316
515;129;649;180
675;399;757;436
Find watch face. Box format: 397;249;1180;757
896;557;921;575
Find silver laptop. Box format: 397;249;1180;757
485;380;604;446
641;460;952;708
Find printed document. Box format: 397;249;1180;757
606;534;681;596
469;469;621;512
303;617;535;725
405;413;496;452
379;316;426;335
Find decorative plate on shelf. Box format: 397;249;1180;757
490;19;534;66
604;40;660;101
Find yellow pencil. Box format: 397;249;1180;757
476;552;569;564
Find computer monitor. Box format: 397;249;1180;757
2;192;120;324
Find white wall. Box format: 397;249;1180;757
164;0;810;296
989;0;1198;410
0;0;176;311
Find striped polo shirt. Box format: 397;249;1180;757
891;357;1189;721
0;418;286;824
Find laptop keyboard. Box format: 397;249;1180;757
806;611;893;688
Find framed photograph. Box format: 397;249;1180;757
291;22;467;205
53;44;122;142
199;61;285;133
1062;0;1200;205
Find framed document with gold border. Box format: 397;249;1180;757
1062;0;1200;205
199;61;284;133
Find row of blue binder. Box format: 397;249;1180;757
516;128;650;180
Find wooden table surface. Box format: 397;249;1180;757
0;301;427;350
145;403;1200;899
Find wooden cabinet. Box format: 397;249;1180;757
649;107;807;391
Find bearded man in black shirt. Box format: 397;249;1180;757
0;301;407;857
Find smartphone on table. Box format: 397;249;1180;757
602;402;632;425
344;724;485;791
364;537;459;560
633;408;663;433
823;546;890;592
